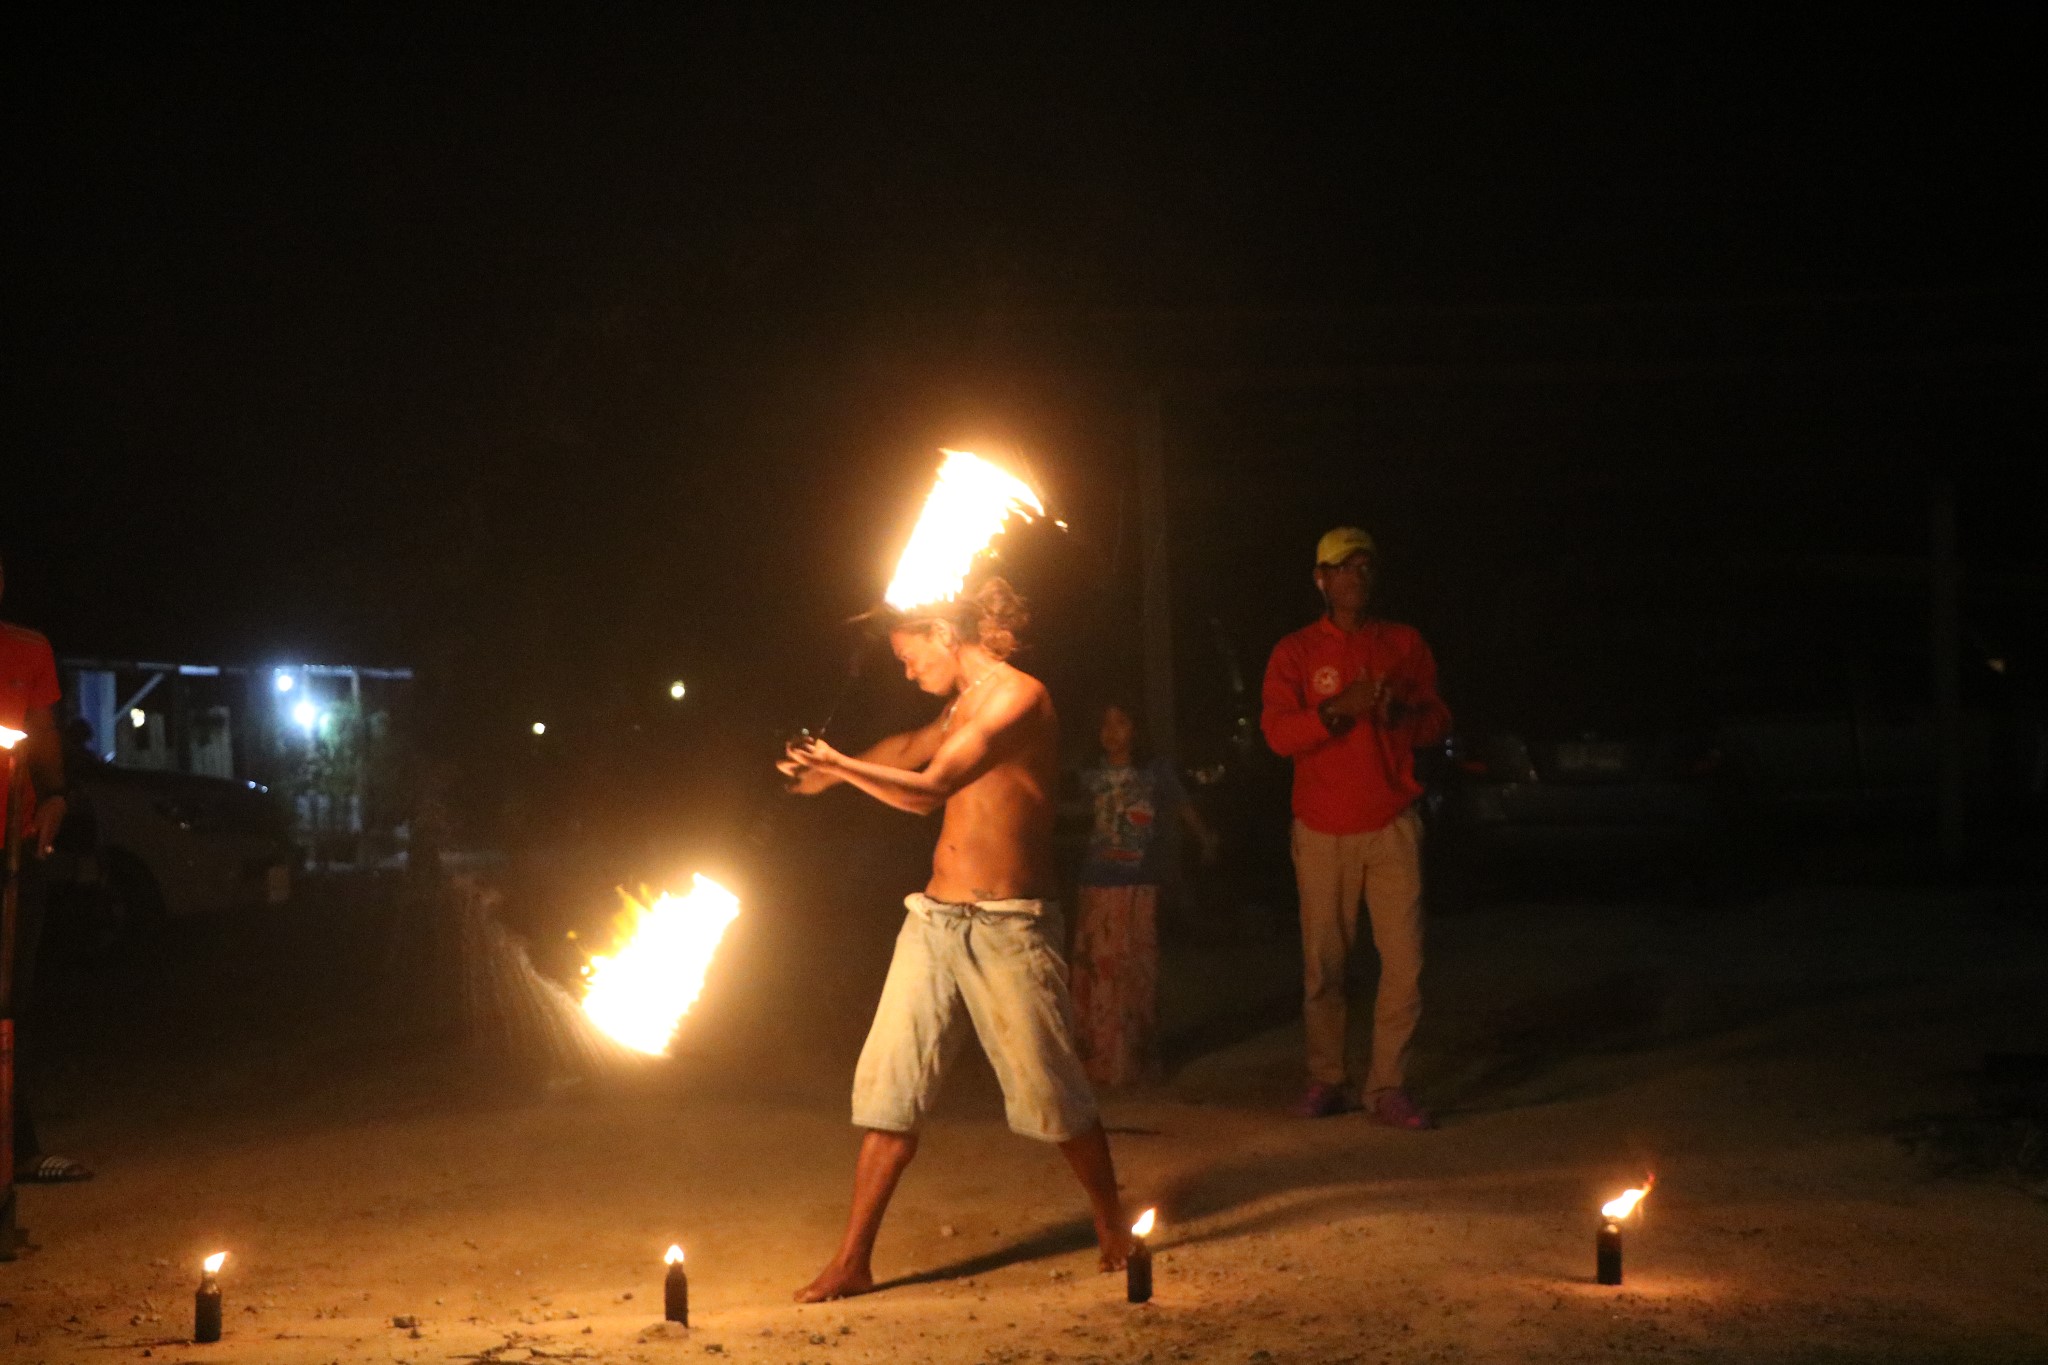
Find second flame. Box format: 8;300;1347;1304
580;875;741;1056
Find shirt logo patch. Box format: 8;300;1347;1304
1311;665;1341;697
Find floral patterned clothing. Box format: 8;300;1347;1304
1070;883;1160;1088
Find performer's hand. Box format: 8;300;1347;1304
779;735;844;795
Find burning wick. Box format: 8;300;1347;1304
194;1251;227;1343
1126;1208;1156;1304
1596;1177;1654;1286
663;1244;688;1326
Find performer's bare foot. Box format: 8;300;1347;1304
794;1259;875;1303
1094;1217;1133;1273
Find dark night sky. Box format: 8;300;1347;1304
3;8;2038;779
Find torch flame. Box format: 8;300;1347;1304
1601;1174;1655;1222
203;1252;227;1274
1131;1208;1157;1238
882;450;1044;611
0;725;25;750
665;1244;685;1266
578;874;741;1056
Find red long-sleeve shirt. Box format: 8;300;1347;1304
2;621;61;840
1261;615;1451;835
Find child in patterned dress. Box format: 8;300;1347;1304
1070;700;1218;1087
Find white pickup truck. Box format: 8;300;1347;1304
50;763;295;949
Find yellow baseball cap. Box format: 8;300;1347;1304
1315;526;1375;567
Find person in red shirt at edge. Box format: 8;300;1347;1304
2;552;87;1183
1261;527;1451;1127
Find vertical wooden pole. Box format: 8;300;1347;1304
1930;478;1966;866
350;668;368;868
1137;389;1177;761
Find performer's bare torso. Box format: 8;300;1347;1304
926;676;1058;903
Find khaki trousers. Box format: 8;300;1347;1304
1291;810;1424;1092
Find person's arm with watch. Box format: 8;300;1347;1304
1316;673;1389;737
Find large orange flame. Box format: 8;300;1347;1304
0;725;25;750
883;450;1044;611
579;874;741;1055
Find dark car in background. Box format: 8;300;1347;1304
1424;616;2040;903
1417;564;1764;904
1424;722;1740;903
1712;642;2041;831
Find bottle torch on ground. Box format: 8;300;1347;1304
1596;1175;1655;1285
663;1244;688;1326
1126;1208;1157;1303
194;1251;226;1342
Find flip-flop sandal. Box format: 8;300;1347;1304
17;1155;94;1183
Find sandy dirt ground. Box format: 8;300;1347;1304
4;836;2045;1365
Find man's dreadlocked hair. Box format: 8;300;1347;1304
886;574;1031;660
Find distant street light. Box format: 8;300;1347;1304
130;708;147;729
274;670;295;693
668;680;687;701
292;700;319;732
532;722;547;736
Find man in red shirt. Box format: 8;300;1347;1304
1261;528;1450;1127
2;553;83;1184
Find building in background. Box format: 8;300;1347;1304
57;658;415;866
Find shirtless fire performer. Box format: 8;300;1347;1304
779;575;1130;1302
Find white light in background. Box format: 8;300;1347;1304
293;700;320;732
668;680;687;701
273;670;295;693
130;708;147;729
531;722;547;736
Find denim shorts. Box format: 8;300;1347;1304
850;894;1100;1142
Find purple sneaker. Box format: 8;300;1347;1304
1293;1082;1352;1118
1365;1088;1434;1130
